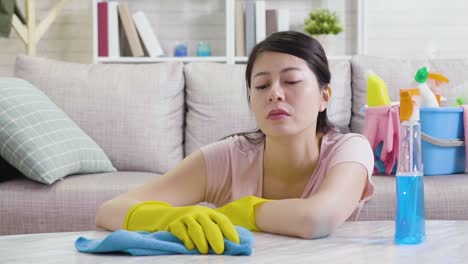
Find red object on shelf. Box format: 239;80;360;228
97;2;108;57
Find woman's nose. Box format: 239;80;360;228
268;83;285;102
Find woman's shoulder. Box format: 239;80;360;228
231;135;264;152
322;130;371;153
200;134;263;157
320;130;374;177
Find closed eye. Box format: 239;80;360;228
285;80;301;85
255;84;268;90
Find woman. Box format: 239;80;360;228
96;31;374;254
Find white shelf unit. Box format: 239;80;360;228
92;0;240;64
97;56;229;63
92;0;361;64
357;0;367;55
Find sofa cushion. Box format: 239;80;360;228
0;171;158;235
184;62;257;156
350;55;468;133
183;59;352;156
328;58;352;133
3;172;467;235
0;78;116;184
14;55;185;174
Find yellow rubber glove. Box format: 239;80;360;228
124;201;240;254
215;195;271;231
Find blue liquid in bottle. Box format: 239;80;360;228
395;175;425;244
394;118;426;245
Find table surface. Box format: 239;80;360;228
0;220;466;264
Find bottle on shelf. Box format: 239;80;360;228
394;88;426;245
196;41;212;57
173;41;188;57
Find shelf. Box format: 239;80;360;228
97;55;353;64
235;56;248;62
93;0;357;64
92;0;236;64
96;56;228;63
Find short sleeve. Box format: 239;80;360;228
328;134;375;203
199;138;234;206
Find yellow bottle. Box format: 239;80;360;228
366;70;392;107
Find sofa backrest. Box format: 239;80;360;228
183;59;353;157
17;55;465;174
183;62;257;156
14;55;185;174
351;56;468;133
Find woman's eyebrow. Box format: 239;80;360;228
280;67;302;73
253;72;270;78
253;67;302;79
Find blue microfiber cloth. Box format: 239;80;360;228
75;226;253;256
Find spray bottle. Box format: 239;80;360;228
414;67;439;107
455;82;468;106
366;70;392;107
457;94;468;106
427;71;449;106
394;88;426;245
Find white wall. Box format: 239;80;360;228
0;0;92;76
364;0;468;58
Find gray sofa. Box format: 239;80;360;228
1;55;466;235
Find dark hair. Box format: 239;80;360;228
228;31;334;144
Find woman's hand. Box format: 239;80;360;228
125;201;239;254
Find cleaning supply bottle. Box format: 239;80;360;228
414;67;439;107
366;70;392;107
427;71;449;106
455;83;468;106
428;72;449;104
394;88;426;245
457;96;468;106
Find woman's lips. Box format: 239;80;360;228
267;108;290;120
268;114;289;120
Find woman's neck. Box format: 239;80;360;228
263;129;323;182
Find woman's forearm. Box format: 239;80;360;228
254;197;336;239
95;197;141;231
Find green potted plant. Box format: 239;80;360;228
304;9;343;55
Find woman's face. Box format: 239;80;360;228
249;51;329;137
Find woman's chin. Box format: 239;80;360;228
263;127;296;137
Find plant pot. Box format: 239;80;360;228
313;34;336;56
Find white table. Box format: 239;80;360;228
0;221;466;264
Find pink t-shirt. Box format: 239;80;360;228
200;130;375;209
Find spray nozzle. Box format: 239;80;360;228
414;67;429;83
428;72;449;83
400;88;421;122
